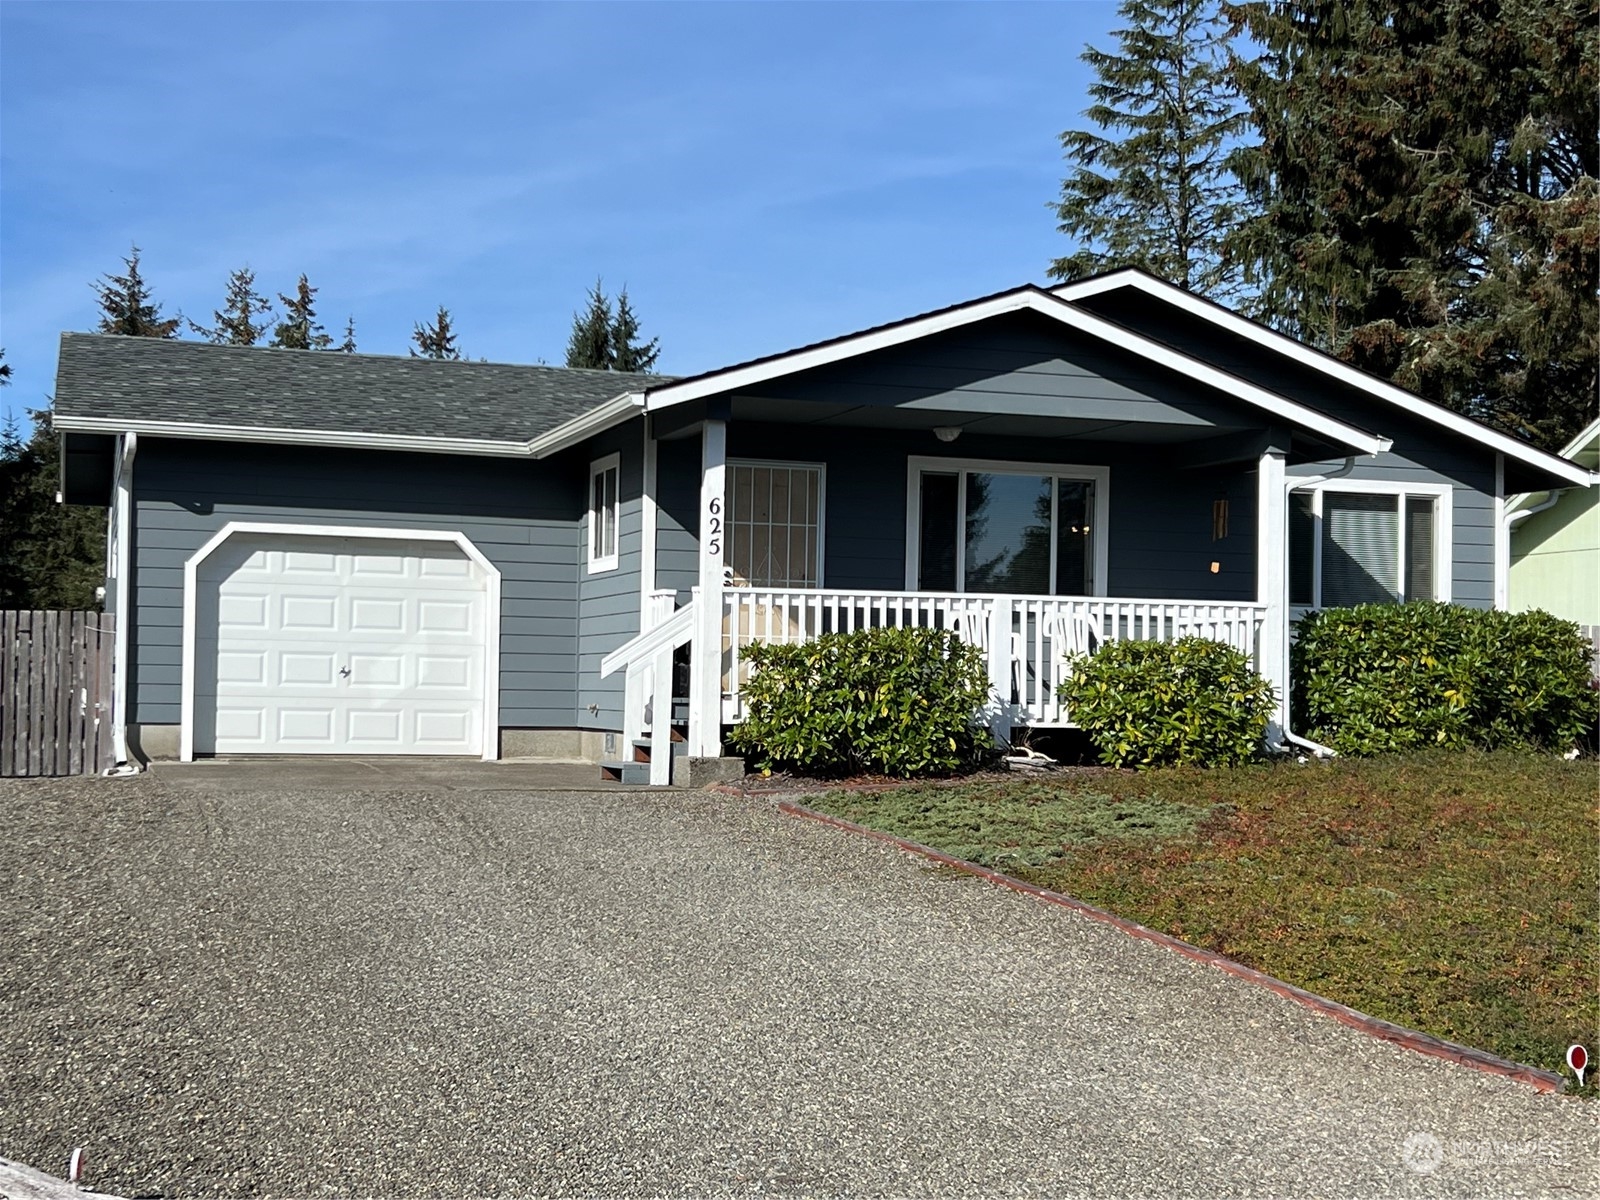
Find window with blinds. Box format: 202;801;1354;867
1289;487;1442;608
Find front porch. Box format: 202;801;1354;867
718;586;1266;728
593;295;1395;781
602;582;1270;784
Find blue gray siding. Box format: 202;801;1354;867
763;311;1256;434
130;439;586;729
655;435;701;603
719;425;1257;602
1073;296;1499;608
571;421;644;733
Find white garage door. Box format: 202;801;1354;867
193;533;490;755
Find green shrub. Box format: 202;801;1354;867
1291;602;1598;756
1057;637;1275;769
729;627;991;777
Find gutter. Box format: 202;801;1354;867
1272;457;1359;760
104;432;140;776
55;394;651;463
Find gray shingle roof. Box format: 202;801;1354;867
53;333;673;444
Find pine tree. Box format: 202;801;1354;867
93;245;181;338
270;275;333;350
338;315;358;354
1049;0;1248;295
0;363;104;609
1226;0;1598;449
411;306;462;360
611;288;661;373
191;266;274;345
565;280;614;369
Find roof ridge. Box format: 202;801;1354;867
56;331;673;382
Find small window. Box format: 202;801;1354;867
1289;484;1448;608
588;454;620;573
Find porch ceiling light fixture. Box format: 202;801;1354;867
932;425;963;443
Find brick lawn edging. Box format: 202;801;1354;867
773;796;1568;1095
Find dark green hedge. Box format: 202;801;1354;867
1291;602;1598;756
1058;637;1276;769
729;627;991;777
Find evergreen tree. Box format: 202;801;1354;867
411;306;462;360
565;280;614;369
338;315;358;354
1226;0;1598;449
0;363;104;610
191;265;274;346
93;245;181;338
270;274;333;350
1049;0;1248;295
611;288;661;373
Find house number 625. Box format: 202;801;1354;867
706;496;722;556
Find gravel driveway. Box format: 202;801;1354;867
1;771;1594;1198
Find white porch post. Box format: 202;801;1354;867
688;418;727;758
1257;448;1289;737
639;418;658;626
986;597;1014;746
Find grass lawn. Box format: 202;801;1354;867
806;748;1598;1084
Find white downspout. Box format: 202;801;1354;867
104;431;141;776
1271;456;1357;760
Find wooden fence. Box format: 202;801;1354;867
0;611;114;777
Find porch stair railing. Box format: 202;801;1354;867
720;588;1268;730
599;590;694;786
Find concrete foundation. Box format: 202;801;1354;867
130;724;181;762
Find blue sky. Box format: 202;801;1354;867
1;0;1118;425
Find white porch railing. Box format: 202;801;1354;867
720;588;1268;728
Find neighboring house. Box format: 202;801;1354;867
52;270;1593;781
1507;417;1600;627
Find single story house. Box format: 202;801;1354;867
1507;417;1600;628
53;270;1595;782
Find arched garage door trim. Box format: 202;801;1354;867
180;522;502;762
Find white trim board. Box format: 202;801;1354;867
637;287;1391;458
178;522;502;762
903;455;1111;596
1053;269;1595;490
55;391;646;463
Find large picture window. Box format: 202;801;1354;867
906;458;1109;595
725;461;824;587
1289;482;1451;608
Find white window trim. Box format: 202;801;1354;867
587;453;621;575
726;458;828;588
1290;478;1453;612
179;521;502;763
904;455;1111;596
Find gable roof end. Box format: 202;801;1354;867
1053;269;1595;489
637;285;1390;457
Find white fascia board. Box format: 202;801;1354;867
641;289;1388;456
1053;272;1594;488
525;392;644;458
1558;417;1600;461
52;414;532;458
